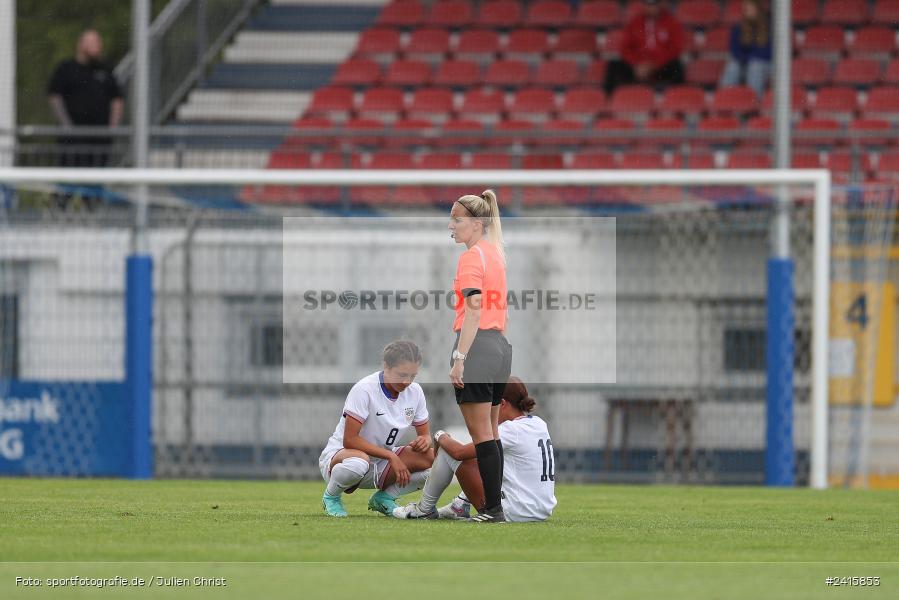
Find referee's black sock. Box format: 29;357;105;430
495;439;504;485
475;440;502;511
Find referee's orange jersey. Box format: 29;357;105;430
453;239;507;332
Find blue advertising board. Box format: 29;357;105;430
0;380;132;476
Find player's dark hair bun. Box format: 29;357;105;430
503;376;536;413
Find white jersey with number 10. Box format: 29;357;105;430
499;415;557;522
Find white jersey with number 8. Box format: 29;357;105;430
320;371;429;464
498;415;557;522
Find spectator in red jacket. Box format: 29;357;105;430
604;0;686;94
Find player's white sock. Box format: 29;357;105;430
453;492;469;510
418;449;457;513
325;456;369;496
383;468;429;498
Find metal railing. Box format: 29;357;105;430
114;0;259;124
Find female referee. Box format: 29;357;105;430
445;189;512;523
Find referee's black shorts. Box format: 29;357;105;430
451;329;513;406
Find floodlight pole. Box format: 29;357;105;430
133;0;151;253
0;0;15;168
765;0;796;487
126;0;153;480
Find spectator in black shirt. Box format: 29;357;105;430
47;29;124;167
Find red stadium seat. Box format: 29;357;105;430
438;119;484;146
459;89;506;123
522;154;564;170
873;0;899;25
792;152;823;168
318;152;362;169
376;1;425;28
677;0;722;28
811;87;859;120
428;1;475;28
584;60;608;85
644;118;685;146
433;60;480;88
571;151;617;169
455;30;501;62
728;150;771;169
849;118;893;146
821;0;870;26
681;152;716;169
288;117;334;146
527;1;572;28
384;60;432;87
791;0;822;25
384;118;433;147
620;153;668;169
539;119;586;146
405;28;452;62
710;86;759;115
885;60;899;85
696;116;742;147
491;120;535;146
306;87;355;121
593;117;636;145
418;153;464;169
792;58;832;87
559;88;607;122
800;26;846;59
469;152;513;169
795;118;842;147
686;59;726;87
700;27;732;57
479;1;523;28
609;85;655;119
505;29;551;61
863;87;899;120
833;59;883;87
342;118;384;147
743;116;770;146
407;87;454;122
332;59;381;87
875;152;899;179
508;87;557;122
355;29;402;60
368;151;415;169
534;59;581;87
849;27;896;58
267;150;313;169
483;59;531;87
574;1;623;28
358;87;405;122
553;29;599;58
658;86;707;117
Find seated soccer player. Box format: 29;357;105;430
392;376;556;522
319;340;434;517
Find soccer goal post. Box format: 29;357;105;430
0;167;837;487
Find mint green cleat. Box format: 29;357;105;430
367;490;399;516
322;493;348;517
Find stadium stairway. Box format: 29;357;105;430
151;0;385;171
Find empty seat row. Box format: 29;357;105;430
375;0;899;30
286;114;899;152
306;84;899;123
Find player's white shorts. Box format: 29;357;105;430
319;446;407;491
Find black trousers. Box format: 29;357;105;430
603;59;685;95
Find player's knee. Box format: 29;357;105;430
339;456;370;478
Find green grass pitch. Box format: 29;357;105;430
1;479;897;599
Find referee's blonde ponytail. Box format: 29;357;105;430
456;189;506;264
